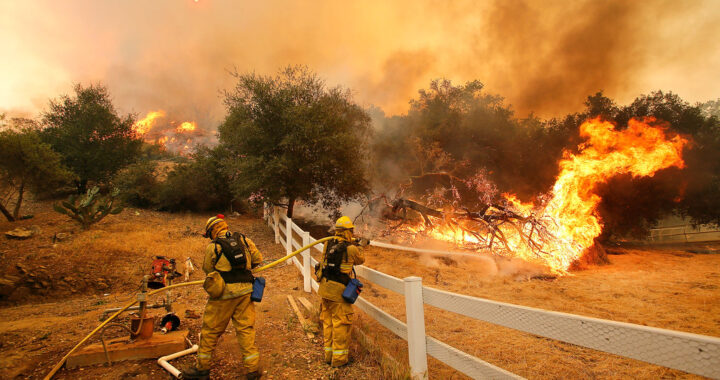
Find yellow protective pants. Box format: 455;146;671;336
197;293;259;372
320;298;354;367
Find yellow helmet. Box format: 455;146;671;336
204;214;226;238
335;216;354;230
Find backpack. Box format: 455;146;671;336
321;239;352;285
213;232;254;283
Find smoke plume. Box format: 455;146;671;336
1;0;718;128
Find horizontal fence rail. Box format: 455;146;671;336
648;223;720;243
425;336;523;380
355;296;409;340
422;286;720;379
264;205;720;380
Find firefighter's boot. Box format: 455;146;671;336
182;366;210;380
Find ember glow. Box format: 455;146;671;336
177;121;197;132
414;117;687;273
132;110;165;135
130;110;208;155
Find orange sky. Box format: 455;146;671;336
1;0;719;126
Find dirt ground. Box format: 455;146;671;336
1;201;719;379
0;202;382;379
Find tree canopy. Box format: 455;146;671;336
41;83;143;193
0;124;73;221
372;79;573;198
370;81;720;240
218;66;372;217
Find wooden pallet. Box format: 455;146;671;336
66;330;189;368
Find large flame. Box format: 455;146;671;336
422;117;687;272
133;110;165;135
177;121;197;132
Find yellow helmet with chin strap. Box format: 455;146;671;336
204;214;227;238
335;216;354;230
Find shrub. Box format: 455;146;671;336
113;161;161;208
155;147;232;212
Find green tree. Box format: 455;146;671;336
701;98;720;119
156;146;233;212
373;79;571;199
41;83;143;193
112;160;161;208
579;91;720;237
219;66;371;217
0;124;73;221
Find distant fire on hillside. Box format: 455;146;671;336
132;110;212;155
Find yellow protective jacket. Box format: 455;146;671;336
317;236;364;302
203;233;263;300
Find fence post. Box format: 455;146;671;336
404;276;428;380
286;216;292;255
273;207;279;244
264;202;270;226
302;231;312;293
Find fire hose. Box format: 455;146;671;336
43;236;337;380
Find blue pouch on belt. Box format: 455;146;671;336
342;278;363;304
251;277;265;302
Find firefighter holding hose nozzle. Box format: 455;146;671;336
315;216;366;367
182;215;263;380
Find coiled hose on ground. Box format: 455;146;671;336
44;236;335;380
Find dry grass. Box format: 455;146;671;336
2;203;719;379
1;202;207;302
338;244;720;379
0;202;385;379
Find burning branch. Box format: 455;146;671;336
361;118;687;273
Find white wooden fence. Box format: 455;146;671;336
264;206;720;380
648;223;720;244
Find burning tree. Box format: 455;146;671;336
363;117;687;273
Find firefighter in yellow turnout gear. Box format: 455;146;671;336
183;215;263;380
316;216;365;367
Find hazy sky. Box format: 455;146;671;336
2;0;719;129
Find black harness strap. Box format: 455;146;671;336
213;232;254;284
321;239;352;285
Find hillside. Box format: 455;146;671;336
0;202;381;379
1;201;719;379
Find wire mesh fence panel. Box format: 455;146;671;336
425;337;524;380
423;286;720;379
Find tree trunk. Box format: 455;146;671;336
0;202;15;222
12;181;24;219
570;239;609;270
76;179;88;194
287;197;296;218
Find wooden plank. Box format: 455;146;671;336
66;330;189;369
286;295;314;339
297;296;316;314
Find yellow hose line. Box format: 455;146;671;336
43;280;203;380
252;236;335;273
44;236;334;380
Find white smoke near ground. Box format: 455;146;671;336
290;201;367;227
292;198;550;278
